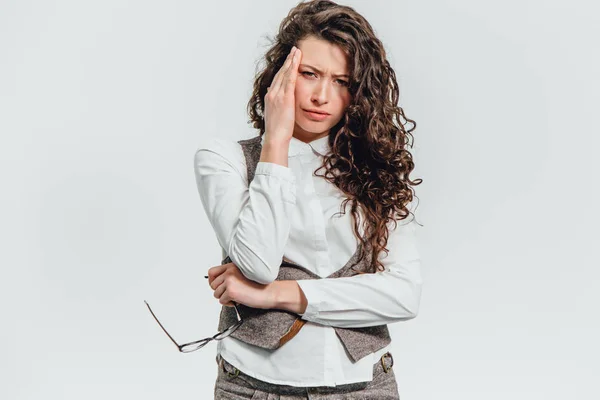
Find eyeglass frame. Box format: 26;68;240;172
143;300;243;353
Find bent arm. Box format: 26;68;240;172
280;218;423;328
194;138;296;284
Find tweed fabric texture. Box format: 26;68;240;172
217;135;391;363
214;352;400;399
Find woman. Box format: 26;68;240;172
194;0;423;398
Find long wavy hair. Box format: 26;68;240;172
247;0;422;274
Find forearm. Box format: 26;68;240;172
266;272;421;328
225;166;295;283
287;217;424;328
294;264;422;328
227;139;291;282
194;140;296;285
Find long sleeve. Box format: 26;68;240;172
193;138;296;284
295;217;423;328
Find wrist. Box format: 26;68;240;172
269;280;307;314
262;132;291;147
260;136;290;167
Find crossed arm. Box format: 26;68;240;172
194;138;422;329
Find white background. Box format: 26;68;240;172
1;0;598;399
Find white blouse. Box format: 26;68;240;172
193;133;423;387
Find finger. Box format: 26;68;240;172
270;47;295;92
278;47;298;90
284;48;301;92
219;293;233;306
207;263;228;284
214;280;227;300
209;271;226;291
270;47;296;94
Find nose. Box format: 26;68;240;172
310;81;329;105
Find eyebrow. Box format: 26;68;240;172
299;64;350;78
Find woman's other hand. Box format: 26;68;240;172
206;262;277;309
263;46;301;145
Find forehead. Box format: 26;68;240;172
296;36;349;73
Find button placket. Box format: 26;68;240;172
303;153;331;276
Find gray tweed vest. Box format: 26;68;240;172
217;135;391;363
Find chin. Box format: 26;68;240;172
298;120;332;133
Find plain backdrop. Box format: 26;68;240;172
1;0;598;399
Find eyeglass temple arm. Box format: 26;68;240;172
144;300;186;350
144;300;243;348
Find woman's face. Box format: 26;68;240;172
293;36;351;143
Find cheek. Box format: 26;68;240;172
333;93;351;115
340;92;351;107
294;81;310;103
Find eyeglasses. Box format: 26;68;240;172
143;300;243;353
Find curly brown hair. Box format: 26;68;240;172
247;0;423;274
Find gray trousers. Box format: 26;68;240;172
214;352;400;399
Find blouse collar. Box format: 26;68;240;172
260;134;331;157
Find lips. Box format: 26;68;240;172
303;109;330;115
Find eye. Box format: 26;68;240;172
301;71;349;87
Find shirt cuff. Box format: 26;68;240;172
254;161;297;204
255;161;296;183
296;279;323;322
